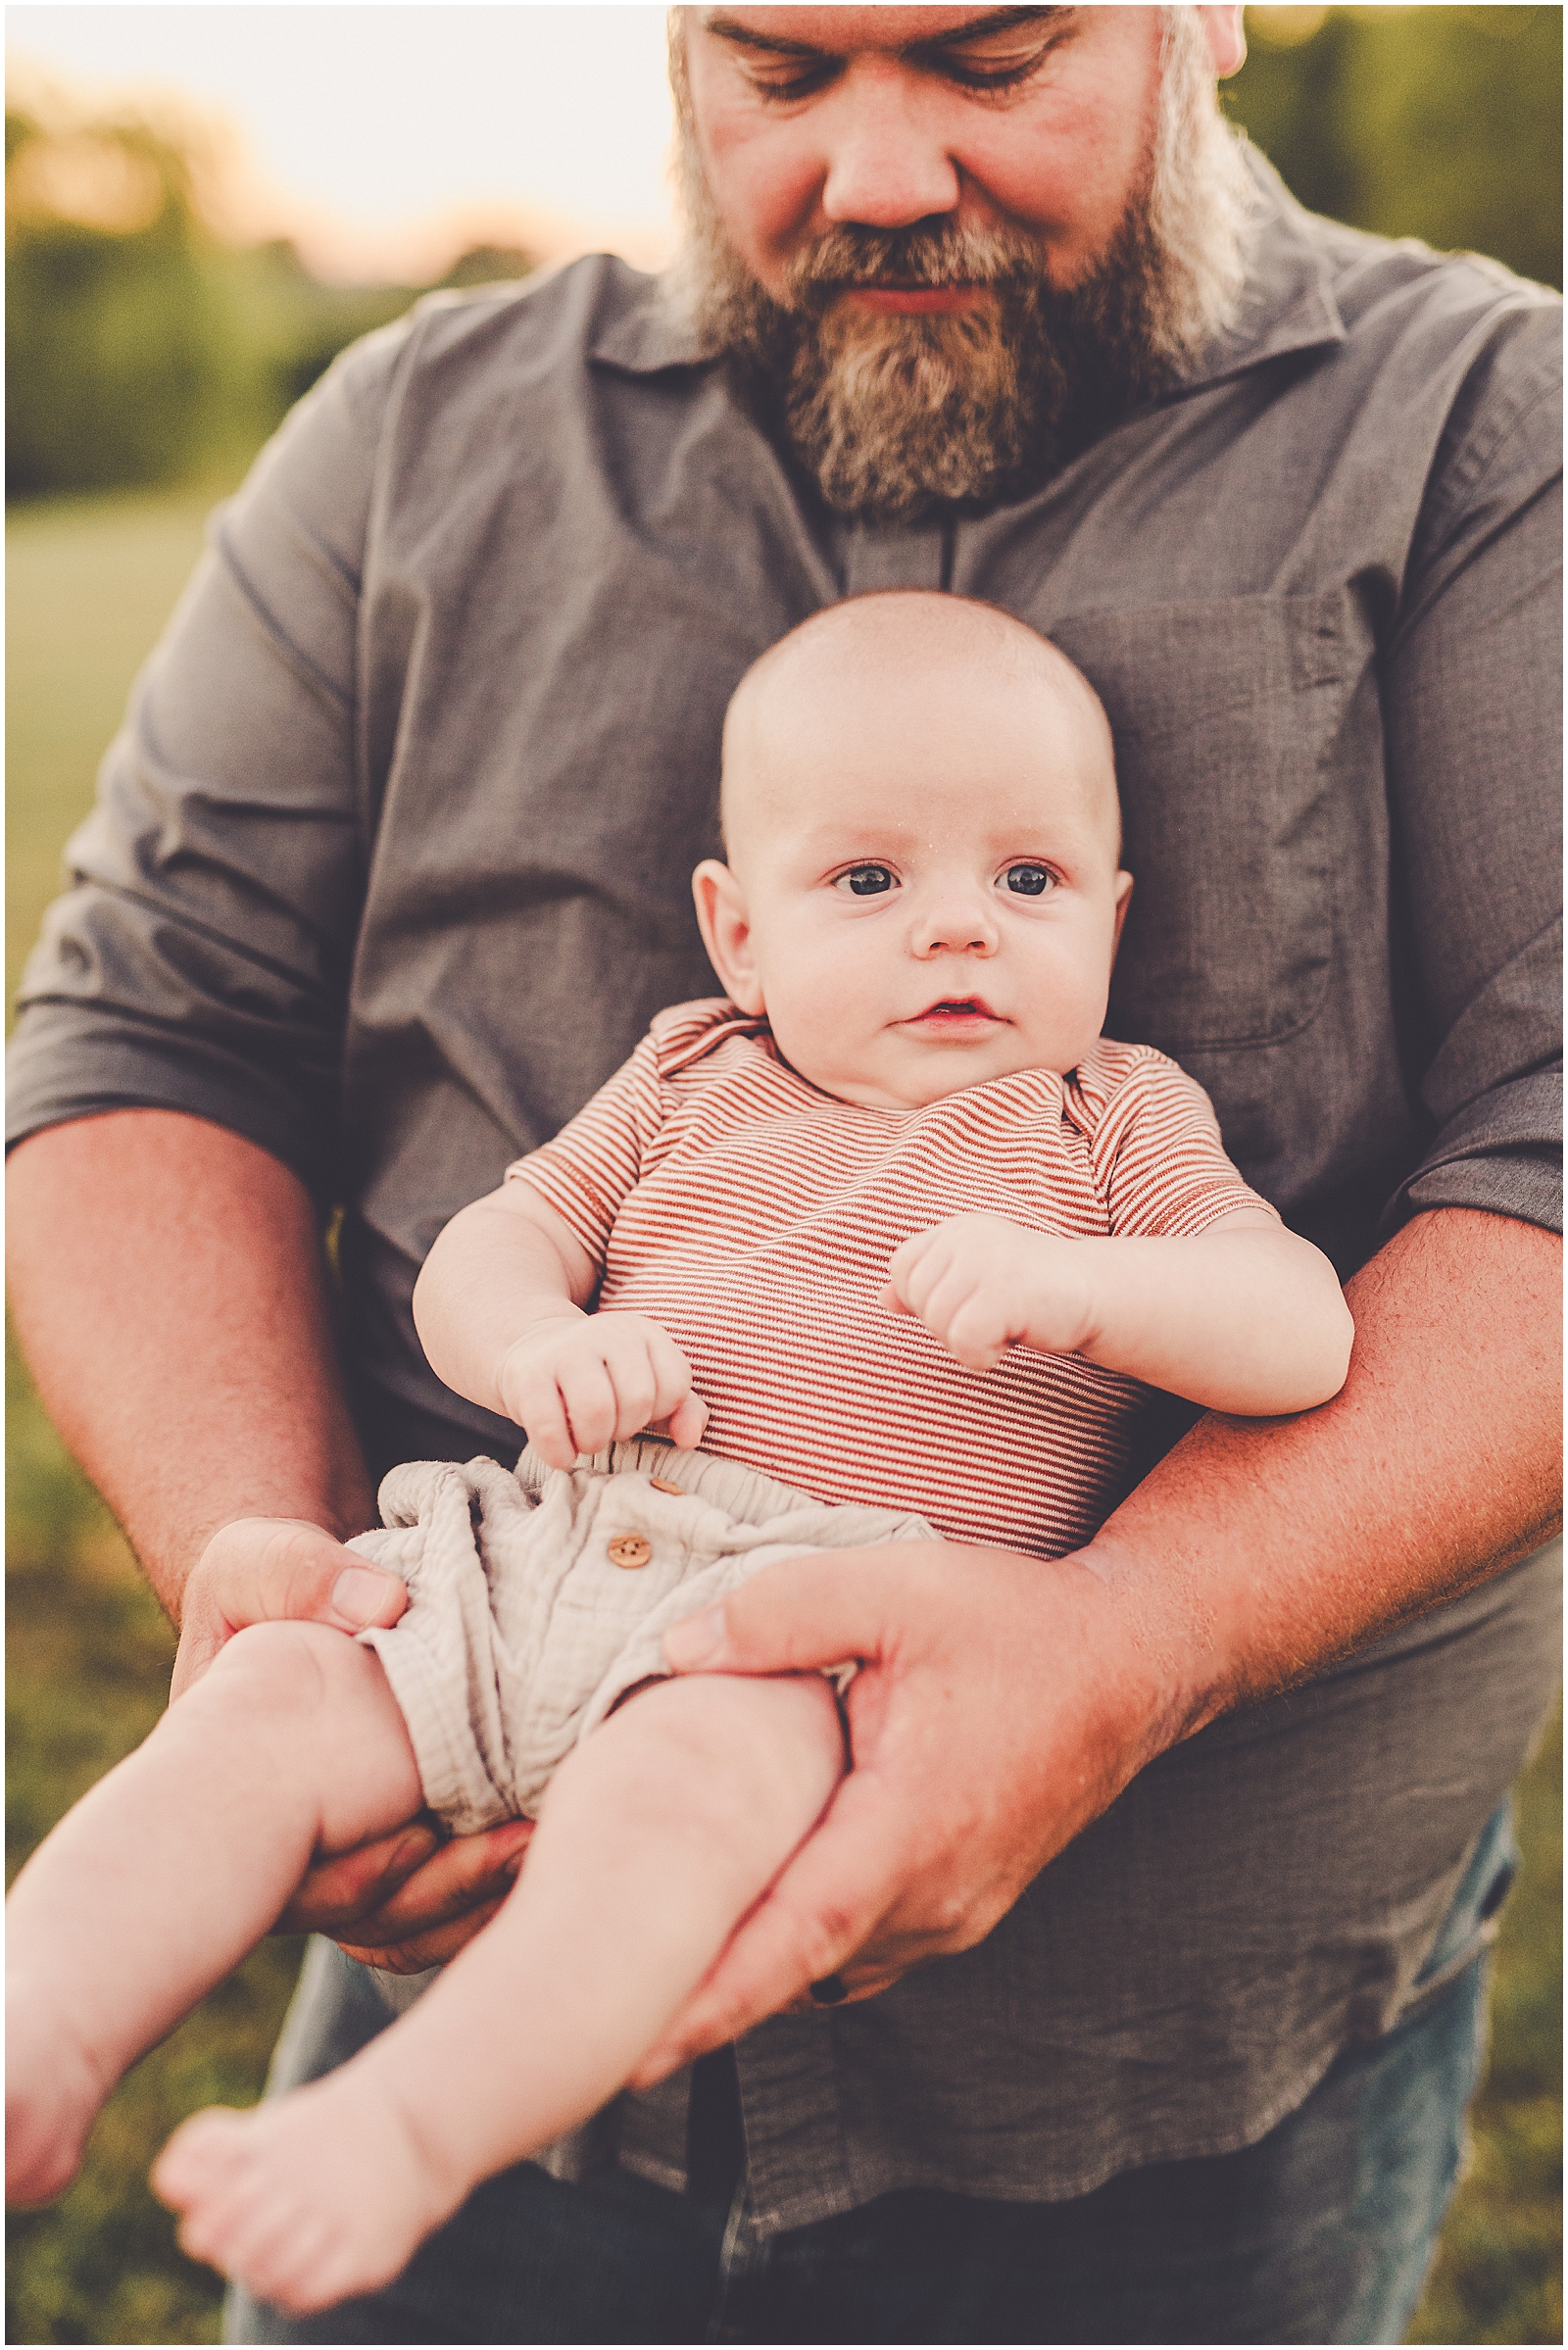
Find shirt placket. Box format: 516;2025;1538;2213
836;514;955;597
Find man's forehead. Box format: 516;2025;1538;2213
697;5;1073;58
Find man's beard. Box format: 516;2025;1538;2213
666;8;1256;523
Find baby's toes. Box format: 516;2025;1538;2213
228;2203;342;2313
152;2105;249;2211
233;2191;398;2318
172;2157;324;2297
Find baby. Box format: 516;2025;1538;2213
5;594;1353;2316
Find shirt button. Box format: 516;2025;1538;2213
649;1477;682;1495
608;1535;653;1570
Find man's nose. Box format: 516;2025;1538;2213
819;68;961;228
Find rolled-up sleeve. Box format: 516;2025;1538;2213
1380;306;1562;1238
6;319;410;1203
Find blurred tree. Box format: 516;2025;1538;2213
221;238;419;421
1231;6;1562;290
266;243;537;412
6;105;535;501
439;243;536;291
6;108;234;498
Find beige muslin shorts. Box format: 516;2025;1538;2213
348;1437;933;1834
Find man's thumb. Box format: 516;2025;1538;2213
205;1517;407;1638
329;1560;407;1630
662;1604;729;1670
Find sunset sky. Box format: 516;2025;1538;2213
6;5;682;281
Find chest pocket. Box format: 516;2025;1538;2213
1051;590;1355;1053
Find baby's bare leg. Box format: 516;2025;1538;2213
154;1671;845;2317
6;1622;420;2205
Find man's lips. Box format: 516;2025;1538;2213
841;283;989;317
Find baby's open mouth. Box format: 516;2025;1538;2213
904;998;1005;1028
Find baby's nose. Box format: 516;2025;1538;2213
913;892;999;955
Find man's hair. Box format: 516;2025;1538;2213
664;7;1257;522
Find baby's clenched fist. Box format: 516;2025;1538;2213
883;1214;1096;1371
496;1312;709;1468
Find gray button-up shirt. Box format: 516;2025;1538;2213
10;163;1562;2223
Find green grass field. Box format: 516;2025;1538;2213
6;488;1562;2345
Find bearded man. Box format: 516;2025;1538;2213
7;7;1560;2343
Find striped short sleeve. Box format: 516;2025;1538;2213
1077;1048;1275;1239
505;1031;665;1265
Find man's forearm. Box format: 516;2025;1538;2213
1087;1206;1562;1742
7;1111;375;1619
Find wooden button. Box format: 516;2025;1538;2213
649;1476;682;1496
608;1534;653;1570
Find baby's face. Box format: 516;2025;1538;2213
697;644;1132;1112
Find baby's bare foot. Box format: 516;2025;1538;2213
152;2073;460;2316
5;1985;112;2205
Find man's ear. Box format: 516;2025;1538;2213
1198;4;1247;77
1110;870;1135;966
692;859;765;1013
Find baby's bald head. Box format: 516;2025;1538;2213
720;593;1119;871
694;593;1135;1105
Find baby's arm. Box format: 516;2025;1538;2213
413;1181;707;1465
887;1209;1353;1414
153;1671;844;2316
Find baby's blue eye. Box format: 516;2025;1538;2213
1004;863;1053;897
841;864;895;896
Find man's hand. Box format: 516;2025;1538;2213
171;1517;410;1700
627;1540;1181;2082
275;1813;535;1974
884;1214;1092;1369
496;1311;710;1469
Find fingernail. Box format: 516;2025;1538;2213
809;1974;849;2006
663;1606;724;1667
332;1565;394;1626
391;1824;439;1871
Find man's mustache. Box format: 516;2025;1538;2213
783;222;1049;308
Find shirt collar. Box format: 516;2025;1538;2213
1167;146;1348;395
587;142;1347;389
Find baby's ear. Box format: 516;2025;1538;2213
692;860;765;1013
1109;870;1135;965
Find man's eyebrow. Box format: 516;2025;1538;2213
702;8;1068;64
702;12;824;59
913;8;1070;56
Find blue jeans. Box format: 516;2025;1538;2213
228;1803;1514;2346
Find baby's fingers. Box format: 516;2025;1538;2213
663;1393;710;1449
559;1357;621;1455
939;1314;1008;1373
902;1259;973;1338
885;1227;941;1301
595;1340;661;1445
929;1278;1013;1369
503;1362;577;1469
644;1329;706;1449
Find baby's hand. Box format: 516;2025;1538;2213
883;1215;1095;1372
496;1311;709;1469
